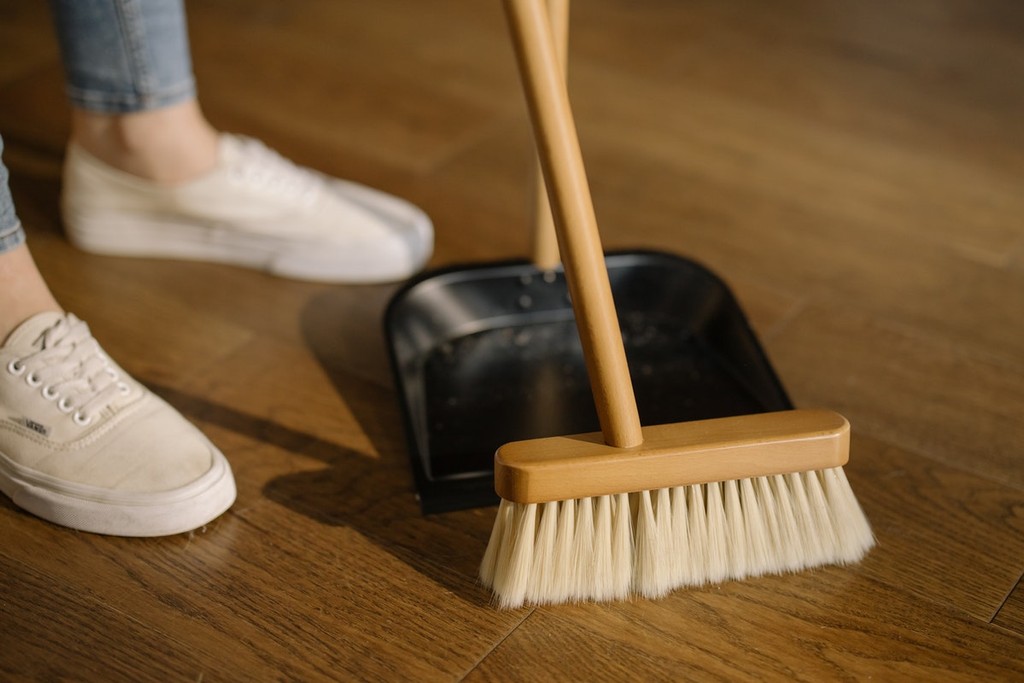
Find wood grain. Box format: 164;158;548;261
993;577;1024;637
0;0;1021;680
463;574;1024;683
768;300;1024;488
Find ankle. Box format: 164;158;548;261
70;100;220;185
0;244;62;343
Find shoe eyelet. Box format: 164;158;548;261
42;385;59;400
118;382;131;395
72;411;92;427
26;372;42;387
58;397;74;413
7;359;26;376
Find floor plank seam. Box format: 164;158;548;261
456;607;535;682
0;549;172;637
1006;234;1024;271
761;291;814;342
878;315;1024;376
859;430;1024;494
989;569;1024;624
424;112;523;178
798;291;1024;376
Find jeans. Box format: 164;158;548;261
0;0;195;254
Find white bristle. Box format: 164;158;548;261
705;482;729;583
740;477;774;575
770;473;804;568
686;484;709;585
482;467;875;608
804;470;841;561
526;501;559;604
497;503;536;609
634;489;675;598
752;475;782;572
479;499;510;588
785;471;825;565
571;497;595;601
822;467;875;562
591;495;615;601
633;490;657;597
550;498;576;603
489;499;520;591
669;487;689;586
610;493;633;598
723;480;747;579
654;488;675;595
659;485;675;581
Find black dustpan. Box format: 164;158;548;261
385;251;791;513
383;1;791;514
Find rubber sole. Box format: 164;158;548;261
0;447;237;537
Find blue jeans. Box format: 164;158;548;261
0;0;195;254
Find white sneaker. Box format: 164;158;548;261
0;312;236;536
61;134;433;283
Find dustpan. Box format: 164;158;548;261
384;1;791;514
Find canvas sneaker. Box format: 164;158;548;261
61;134;433;283
0;312;236;536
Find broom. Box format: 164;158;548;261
479;0;875;609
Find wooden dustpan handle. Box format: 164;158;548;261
531;0;569;270
504;0;643;449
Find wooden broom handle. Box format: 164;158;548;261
531;0;569;270
504;0;643;449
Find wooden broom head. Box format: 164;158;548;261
494;409;851;504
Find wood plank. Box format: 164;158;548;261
0;555;215;683
571;75;1024;366
0;4;58;85
0;507;524;681
0;64;69;157
0;0;1021;679
177;335;390;455
32;241;259;389
186;0;518;174
569;0;1024;182
464;572;1024;682
768;300;1024;487
845;434;1024;620
172;335;501;576
993;576;1024;637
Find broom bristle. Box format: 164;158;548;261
480;466;874;608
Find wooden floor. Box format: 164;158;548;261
2;0;1023;680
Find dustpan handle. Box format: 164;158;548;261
504;0;643;449
530;0;569;270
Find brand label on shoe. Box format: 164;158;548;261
13;417;49;437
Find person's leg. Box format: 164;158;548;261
49;0;218;183
70;101;217;184
0;134;235;536
49;0;432;282
0;137;62;342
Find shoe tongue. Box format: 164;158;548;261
3;311;68;350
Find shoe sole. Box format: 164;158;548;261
0;448;237;537
65;211;429;284
63;190;433;284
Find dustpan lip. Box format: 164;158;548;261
384;248;725;321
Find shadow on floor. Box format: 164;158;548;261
151;375;494;605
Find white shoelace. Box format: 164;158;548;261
227;136;323;206
6;315;130;427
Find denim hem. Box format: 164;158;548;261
0;221;27;255
64;77;196;114
50;0;197;115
